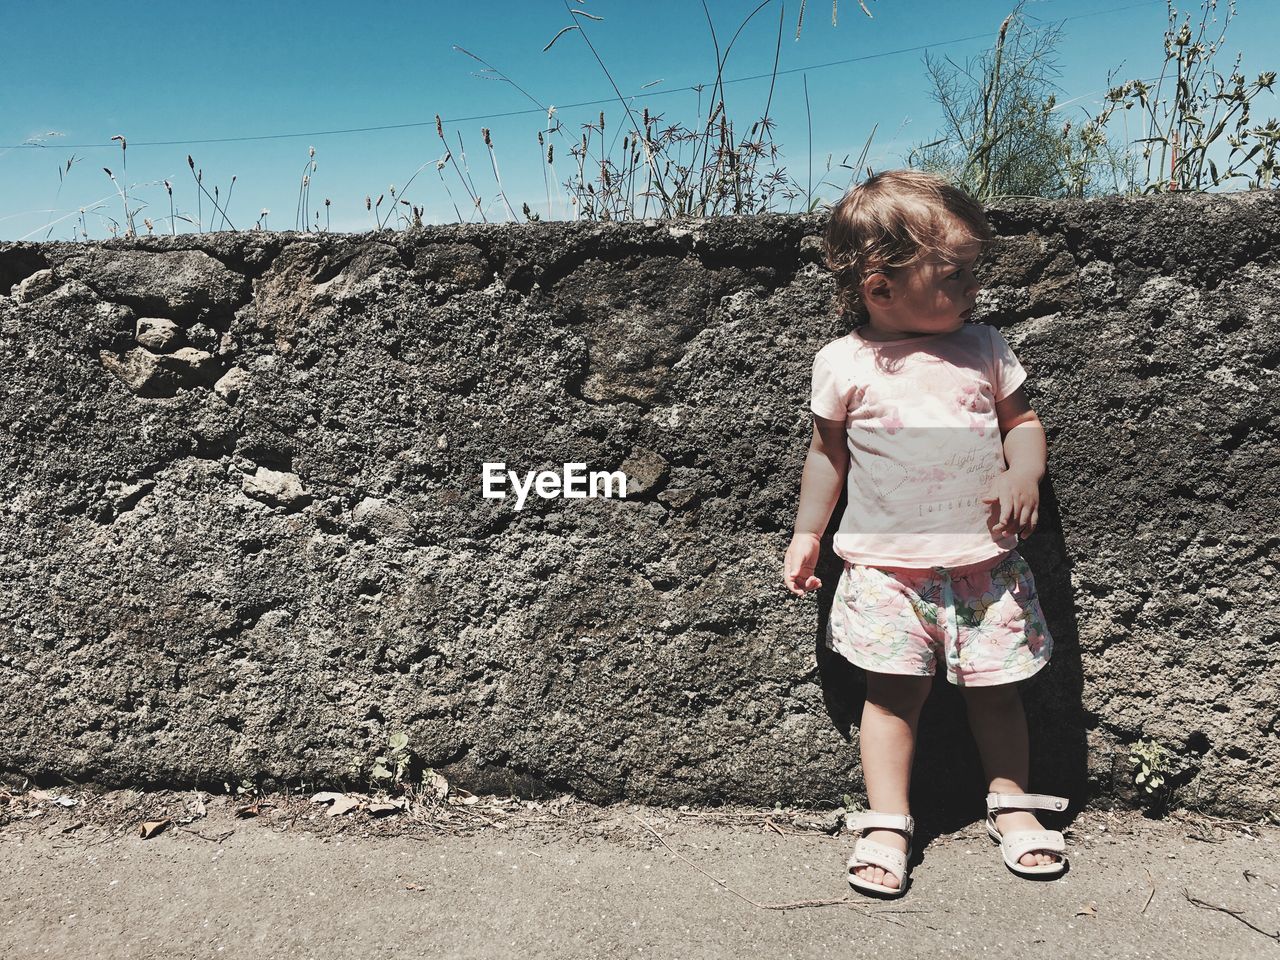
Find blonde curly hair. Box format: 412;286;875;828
824;170;993;322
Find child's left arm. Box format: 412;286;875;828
983;386;1046;539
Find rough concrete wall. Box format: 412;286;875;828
1;192;1277;818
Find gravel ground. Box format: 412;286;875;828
1;786;1277;959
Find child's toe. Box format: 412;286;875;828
854;864;902;888
1018;851;1058;867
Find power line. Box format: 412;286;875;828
5;0;1164;151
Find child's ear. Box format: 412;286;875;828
861;270;892;306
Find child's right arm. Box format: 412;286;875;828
782;415;849;596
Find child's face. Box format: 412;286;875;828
862;220;983;338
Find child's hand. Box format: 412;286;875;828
783;533;823;596
982;467;1040;539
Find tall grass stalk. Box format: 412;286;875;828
101;167;136;238
435;116;485;222
102;136;138;237
44;155;82;239
804;74;813;210
378;186;399;229
219;176;238;231
296;146;318;231
454;131;486;221
187;155;237;231
539;130;552;219
435;156;465;221
482;127;519;220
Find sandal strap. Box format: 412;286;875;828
846;811;915;834
986;792;1068;814
998;829;1067;864
848;836;909;877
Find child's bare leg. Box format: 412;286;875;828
961;682;1058;867
855;672;933;889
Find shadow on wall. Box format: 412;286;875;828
813;476;1086;832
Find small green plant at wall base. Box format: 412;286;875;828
371;732;414;788
1130;737;1171;795
222;778;258;798
342;731;419;794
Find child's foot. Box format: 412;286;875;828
994;810;1060;867
851;828;910;889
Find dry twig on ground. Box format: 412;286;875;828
1182;888;1280;942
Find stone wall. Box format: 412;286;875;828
1;192;1277;818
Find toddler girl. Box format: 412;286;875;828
782;170;1068;897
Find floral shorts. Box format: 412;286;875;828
827;550;1053;687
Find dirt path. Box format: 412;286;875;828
2;788;1277;959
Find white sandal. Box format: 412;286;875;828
846;811;914;897
985;792;1069;877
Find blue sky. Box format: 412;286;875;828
3;0;1277;240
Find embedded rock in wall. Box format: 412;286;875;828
0;193;1277;817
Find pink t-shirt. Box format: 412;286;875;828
810;322;1028;569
